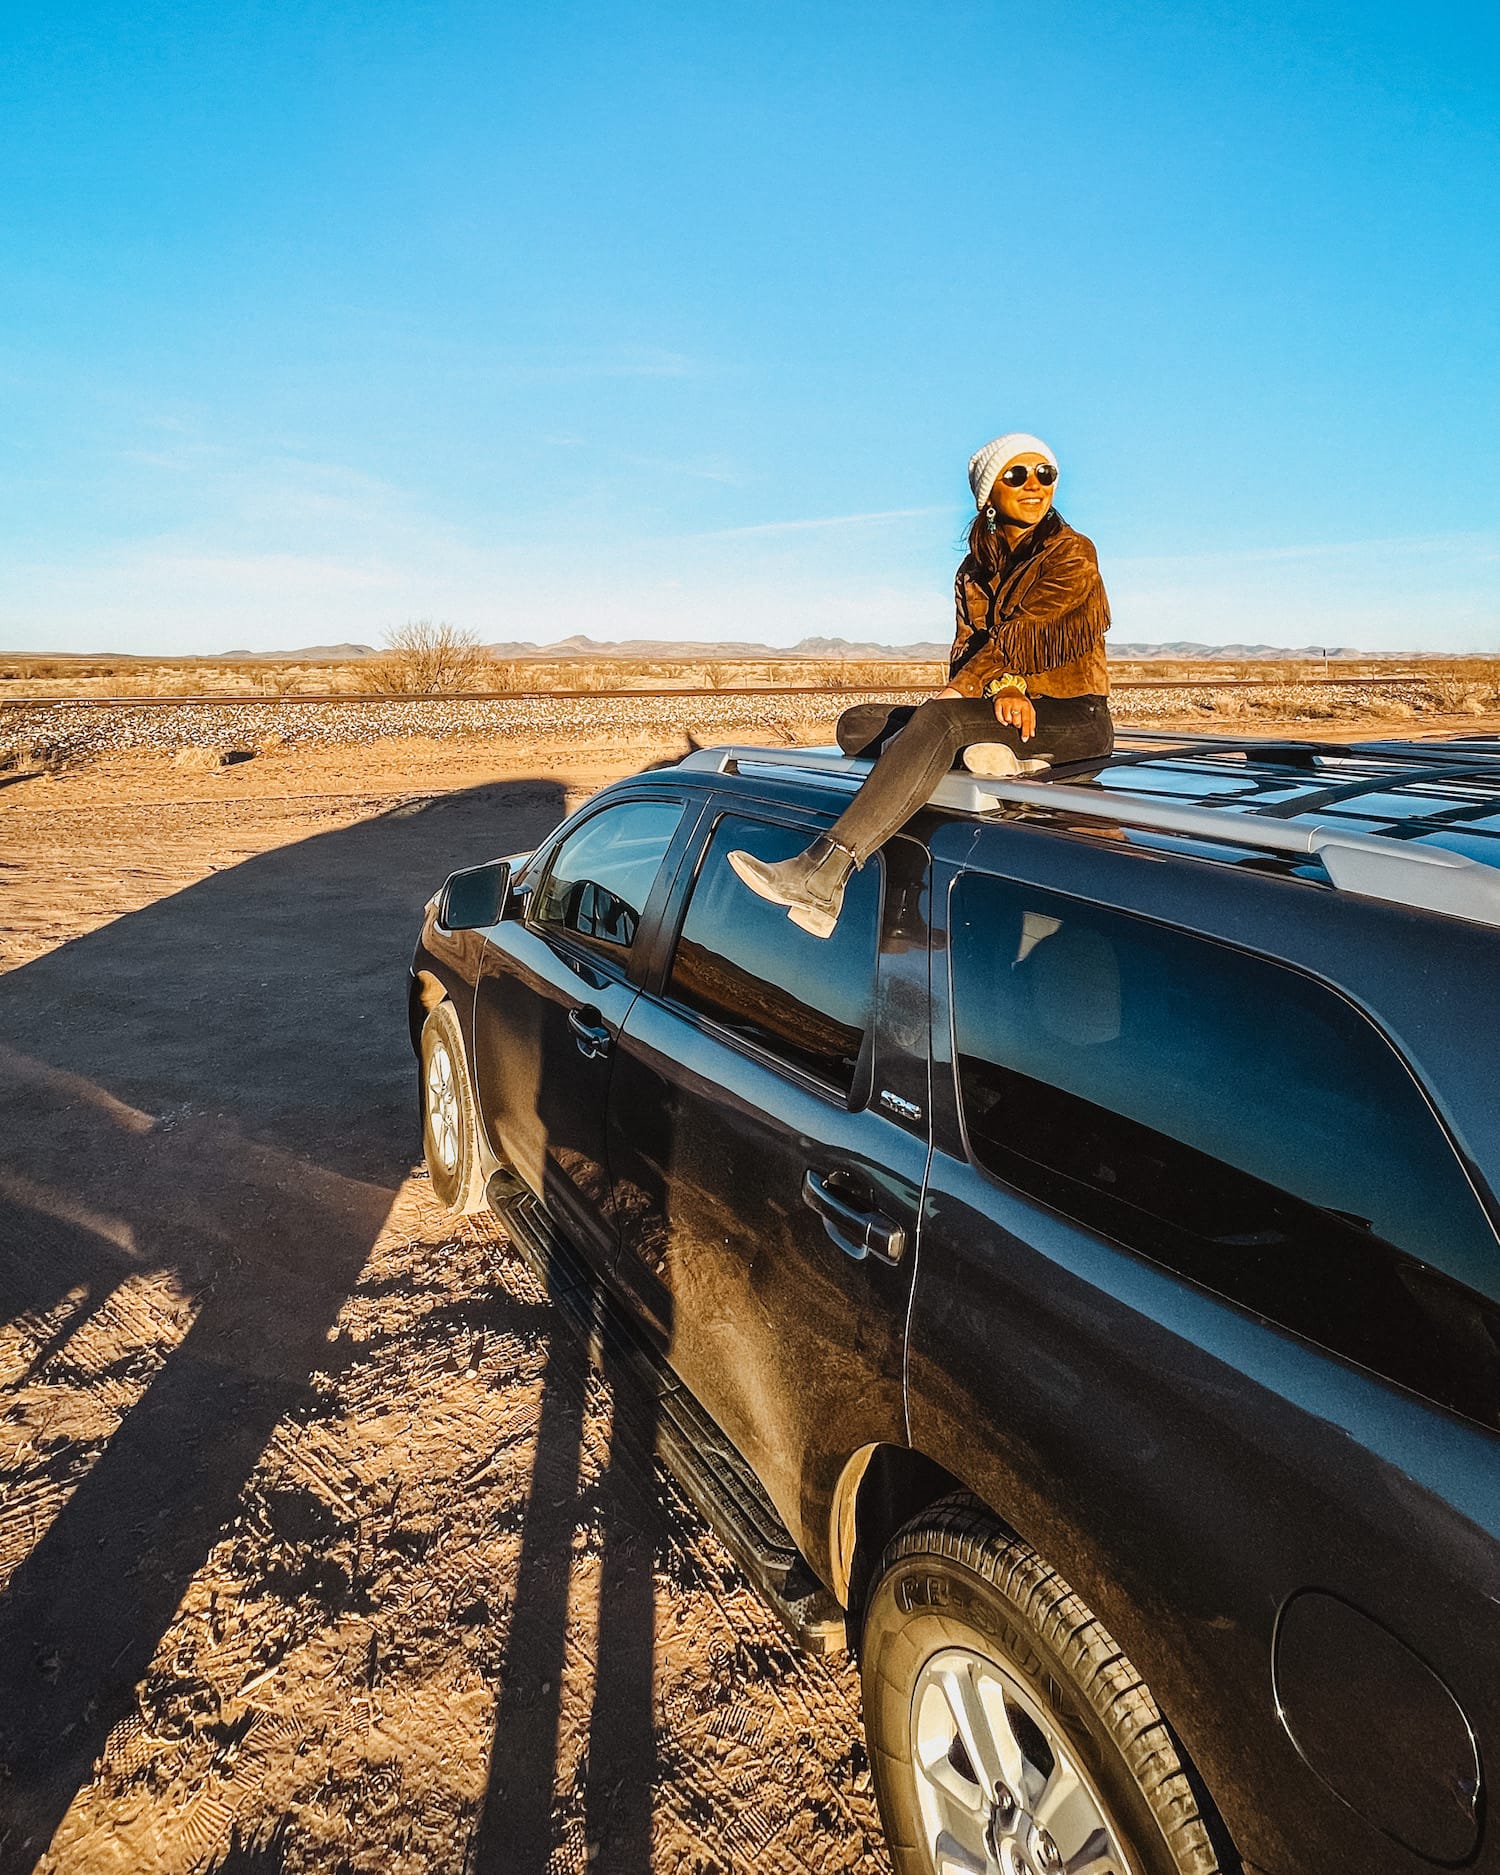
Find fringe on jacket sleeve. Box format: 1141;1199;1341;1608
995;534;1110;675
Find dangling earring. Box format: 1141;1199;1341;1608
984;505;998;537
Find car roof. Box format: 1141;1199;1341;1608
674;732;1500;931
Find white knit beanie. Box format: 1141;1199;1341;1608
968;432;1059;507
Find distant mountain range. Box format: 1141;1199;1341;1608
213;635;1390;662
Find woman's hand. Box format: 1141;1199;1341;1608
994;692;1037;740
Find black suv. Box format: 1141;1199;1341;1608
409;731;1500;1875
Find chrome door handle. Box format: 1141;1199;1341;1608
801;1170;907;1265
567;1006;611;1059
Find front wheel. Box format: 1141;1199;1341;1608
860;1500;1221;1875
419;1001;484;1212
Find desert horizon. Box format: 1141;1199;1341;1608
8;631;1499;667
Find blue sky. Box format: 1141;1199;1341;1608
3;1;1496;654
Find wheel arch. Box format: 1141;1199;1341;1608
833;1442;991;1623
837;1442;1247;1873
415;989;503;1212
409;967;448;1052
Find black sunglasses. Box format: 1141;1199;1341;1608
997;461;1058;488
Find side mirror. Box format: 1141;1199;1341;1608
439;860;511;931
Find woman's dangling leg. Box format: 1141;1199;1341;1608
728;698;1000;936
824;697;1003;862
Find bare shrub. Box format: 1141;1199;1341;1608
1365;697;1416;720
358;620;491;695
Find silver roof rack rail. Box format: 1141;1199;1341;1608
1108;727;1500;770
678;743;1500;930
678;743;1007;814
679;743;854;778
976;777;1500;929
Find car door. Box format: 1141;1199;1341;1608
911;856;1500;1875
606;803;932;1568
471;794;689;1264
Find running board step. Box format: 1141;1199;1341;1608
488;1174;846;1654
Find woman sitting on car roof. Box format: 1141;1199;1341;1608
729;431;1114;936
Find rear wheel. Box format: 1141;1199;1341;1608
860;1500;1221;1875
420;1002;483;1212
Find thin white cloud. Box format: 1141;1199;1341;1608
8;530;1496;654
618;450;742;485
10;405;1494;656
137;551;392;592
1111;529;1499;571
108;434;442;540
696;506;951;539
541;434;743;484
466;346;705;385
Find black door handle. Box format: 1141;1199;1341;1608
567;1005;611;1059
802;1169;907;1265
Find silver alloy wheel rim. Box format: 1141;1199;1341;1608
909;1646;1134;1875
425;1042;462;1175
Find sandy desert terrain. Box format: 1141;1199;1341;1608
1;678;1497;1875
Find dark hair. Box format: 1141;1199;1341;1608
964;508;1005;578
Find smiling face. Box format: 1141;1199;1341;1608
989;454;1057;531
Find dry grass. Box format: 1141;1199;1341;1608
0;658;330;699
0;652;946;698
4;652;1498;719
470;656;945;693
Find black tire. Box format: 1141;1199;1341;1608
419;1002;483;1212
861;1499;1221;1875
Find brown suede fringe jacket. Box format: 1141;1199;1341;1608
947;509;1111;700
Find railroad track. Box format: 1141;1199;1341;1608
0;674;1429;709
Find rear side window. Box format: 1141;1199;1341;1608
666;815;881;1093
950;875;1500;1425
532;799;684;952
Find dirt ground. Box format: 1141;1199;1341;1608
2;709;1496;1875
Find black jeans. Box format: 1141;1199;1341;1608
827;693;1114;864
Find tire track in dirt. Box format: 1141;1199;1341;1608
0;1268;201;1597
28;1189;886;1875
1;747;887;1875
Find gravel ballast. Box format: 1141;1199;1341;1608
0;679;1450;769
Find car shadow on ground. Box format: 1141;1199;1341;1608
0;777;656;1873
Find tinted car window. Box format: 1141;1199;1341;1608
667;815;881;1093
532;800;684;952
950;875;1500;1425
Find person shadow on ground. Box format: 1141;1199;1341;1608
0;776;658;1873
